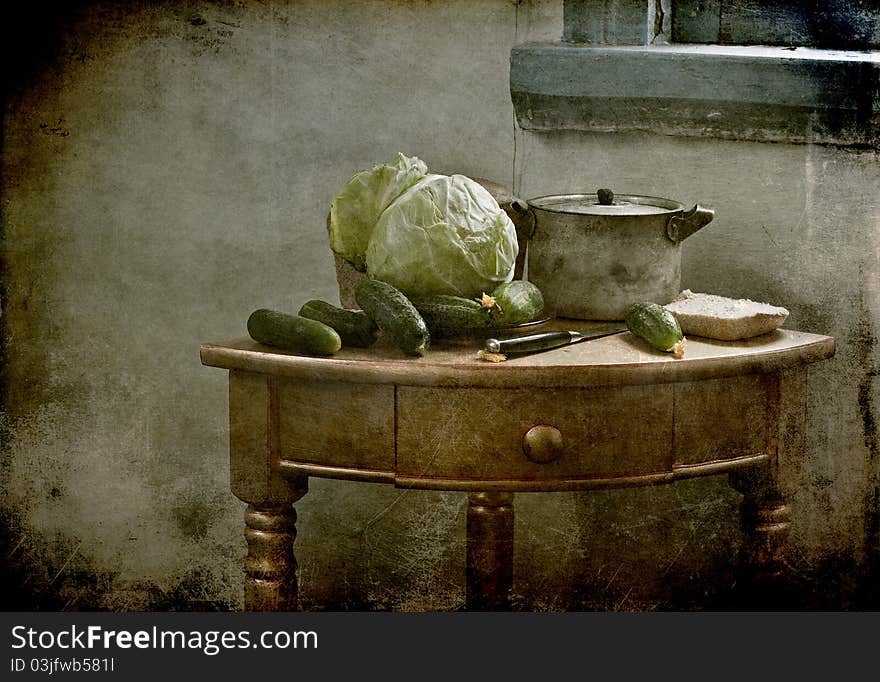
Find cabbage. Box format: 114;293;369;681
364;173;519;298
328;153;428;271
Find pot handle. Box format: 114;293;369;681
509;198;536;279
666;205;715;243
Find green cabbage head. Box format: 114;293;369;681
365;173;518;298
329;153;428;271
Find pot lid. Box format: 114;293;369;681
528;190;685;216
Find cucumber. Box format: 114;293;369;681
491;280;544;325
298;299;378;348
247;308;341;355
355;279;430;356
625;302;686;358
409;295;492;337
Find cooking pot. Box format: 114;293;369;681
525;190;714;320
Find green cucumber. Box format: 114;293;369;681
491;280;544;325
247;308;341;355
409;295;493;337
298;299;378;348
625;302;686;357
355;279;430;356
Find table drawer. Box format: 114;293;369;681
396;385;674;484
673;374;771;467
276;377;395;472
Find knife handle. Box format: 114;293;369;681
484;331;575;355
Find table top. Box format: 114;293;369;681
200;319;834;389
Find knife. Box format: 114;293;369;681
483;327;628;356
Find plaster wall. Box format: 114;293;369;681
2;0;876;610
514;131;879;606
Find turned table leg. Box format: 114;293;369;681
726;369;807;606
466;491;514;611
729;467;792;596
229;371;310;611
244;503;300;611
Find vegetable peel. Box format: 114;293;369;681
477;349;507;363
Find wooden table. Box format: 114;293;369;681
200;320;834;611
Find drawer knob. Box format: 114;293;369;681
523;425;563;463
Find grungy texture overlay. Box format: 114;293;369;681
2;0;878;611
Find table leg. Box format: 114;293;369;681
466;491;514;611
244;503;300;611
729;467;792;592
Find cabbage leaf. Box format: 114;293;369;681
328;153;428;271
365;174;518;298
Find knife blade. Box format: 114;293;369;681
483;327;628;355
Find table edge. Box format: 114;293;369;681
200;333;835;388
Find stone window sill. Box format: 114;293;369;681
510;43;880;148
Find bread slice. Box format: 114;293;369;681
664;290;789;341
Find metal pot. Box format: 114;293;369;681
526;190;714;320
